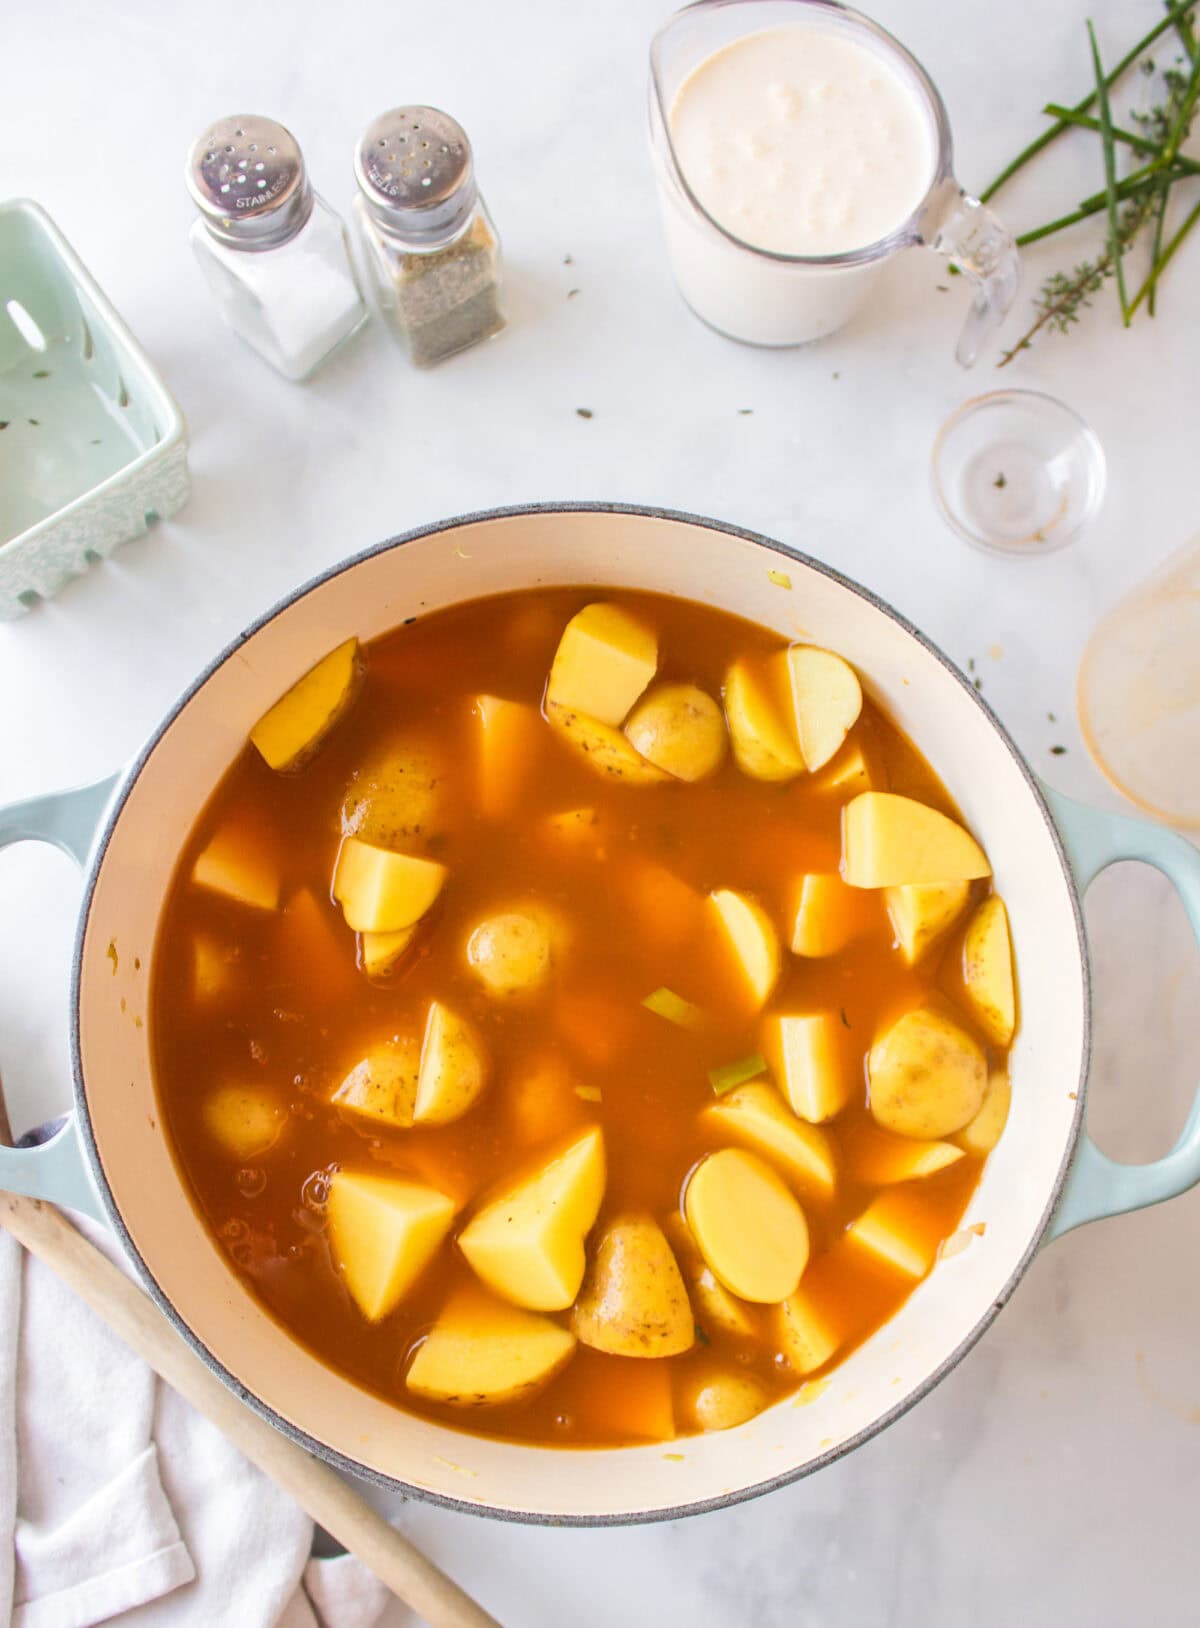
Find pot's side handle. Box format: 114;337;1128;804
0;773;121;1224
1043;785;1200;1241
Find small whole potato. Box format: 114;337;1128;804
689;1372;768;1433
467;908;554;996
868;1005;987;1139
623;683;727;782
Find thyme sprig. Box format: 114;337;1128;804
987;4;1200;364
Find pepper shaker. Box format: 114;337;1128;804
186;116;367;381
352;107;505;368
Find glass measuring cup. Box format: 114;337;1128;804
649;0;1020;364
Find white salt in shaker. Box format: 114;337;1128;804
352;107;505;368
186;116;367;381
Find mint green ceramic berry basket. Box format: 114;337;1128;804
0;199;190;618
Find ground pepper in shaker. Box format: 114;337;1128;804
186;116;367;381
352;107;505;368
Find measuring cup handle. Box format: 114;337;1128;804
924;183;1021;368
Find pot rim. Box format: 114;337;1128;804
68;501;1091;1526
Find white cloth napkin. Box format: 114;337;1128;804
0;1224;394;1628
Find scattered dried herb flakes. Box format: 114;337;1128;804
1050;744;1068;755
967;657;976;673
0;422;8;431
840;1008;851;1029
27;418;39;427
737;407;753;415
575;407;593;419
948;264;962;276
32;369;49;379
566;288;580;299
993;471;1008;489
832;371;841;380
936;284;950;293
973;677;983;691
1047;711;1057;723
563;254;574;265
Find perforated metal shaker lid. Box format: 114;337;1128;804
354;107;477;243
186;116;313;249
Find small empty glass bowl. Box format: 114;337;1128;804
931;389;1105;556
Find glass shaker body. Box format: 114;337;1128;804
353;194;503;369
189;193;367;381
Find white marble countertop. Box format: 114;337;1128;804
3;0;1199;1622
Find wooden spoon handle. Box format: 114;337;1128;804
0;1188;502;1628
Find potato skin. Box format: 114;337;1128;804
624;683;727;782
689;1372;768;1432
572;1213;694;1357
467;909;553;996
868;1006;987;1139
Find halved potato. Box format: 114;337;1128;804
414;1001;488;1125
776;645;863;771
546;601;658;725
333;838;447;933
845;1121;964;1185
467;907;555;997
546;701;670;784
790;872;878;958
406;1285;577;1407
709;888;781;1008
458;1127;605;1310
955;1067;1012;1157
572;1212;694;1356
687;1371;767;1432
360;925;417;978
192;822;280;912
475;694;542;819
811;736;878;797
846;1191;943;1279
842;793;991;888
761;1012;858;1123
333;1039;420;1130
249;638;360;771
885;880;971;966
868;1006;987;1140
961;895;1016;1045
703;1082;837;1202
341;736;446;849
327;1171;455;1322
685;1149;808;1304
203;1084;285;1161
624;683;727;782
724;658;803;782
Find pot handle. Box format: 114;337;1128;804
1042;785;1200;1240
0;773;121;1223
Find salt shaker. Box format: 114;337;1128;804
186;116;367;381
352;107;505;368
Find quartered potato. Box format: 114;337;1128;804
572;1212;694;1357
885;880;971;965
458;1127;605;1311
846;1191;944;1280
775;645;863;772
475;694;542;819
811;736;878;797
333;1039;420;1130
333;837;446;933
359;924;418;978
724;658;803;782
341;736;447;849
709;888;781;1008
775;1287;842;1376
868;1006;987;1139
843;792;991;888
546;701;671;784
327;1171;456;1322
546;601;658;725
685;1149;808;1304
414;1001;488;1125
249;638;360;772
467;907;556;997
406;1285;577;1407
761;1011;858;1123
703;1083;837;1203
846;1121;964;1185
961;895;1016;1045
790;871;878;958
662;1212;757;1340
687;1371;768;1433
192;822;280;912
623;683;727;782
203;1084;285;1161
955;1067;1012;1157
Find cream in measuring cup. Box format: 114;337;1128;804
649;0;1019;363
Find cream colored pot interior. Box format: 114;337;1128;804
80;509;1086;1521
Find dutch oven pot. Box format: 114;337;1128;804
3;505;1200;1525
